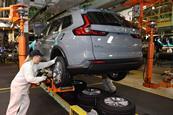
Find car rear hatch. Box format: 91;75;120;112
85;11;142;60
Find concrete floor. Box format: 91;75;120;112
0;88;68;115
0;63;173;115
117;65;173;99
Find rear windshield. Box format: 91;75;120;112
87;11;136;28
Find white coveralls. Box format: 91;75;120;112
6;60;55;115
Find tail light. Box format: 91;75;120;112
131;34;141;39
73;15;108;36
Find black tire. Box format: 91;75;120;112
96;96;135;115
103;72;128;81
77;87;104;106
78;104;95;112
52;56;72;87
72;80;87;93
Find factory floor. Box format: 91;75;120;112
0;63;173;115
117;65;173;99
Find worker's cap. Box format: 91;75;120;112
29;50;43;57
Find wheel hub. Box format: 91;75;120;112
104;97;129;107
53;62;62;83
82;88;101;96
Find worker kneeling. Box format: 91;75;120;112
6;50;56;115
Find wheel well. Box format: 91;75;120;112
50;48;62;59
50;47;68;65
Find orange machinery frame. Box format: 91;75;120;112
32;78;75;93
0;3;27;68
123;0;173;88
47;78;75;93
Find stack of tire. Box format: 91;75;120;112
56;79;136;115
77;87;104;112
75;84;136;115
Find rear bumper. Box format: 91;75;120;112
68;57;143;74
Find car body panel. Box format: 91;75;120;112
90;25;142;59
36;8;143;74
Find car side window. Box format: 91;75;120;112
48;19;62;35
61;15;72;30
87;12;121;26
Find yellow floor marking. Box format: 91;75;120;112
0;87;10;91
0;87;10;93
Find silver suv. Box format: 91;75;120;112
36;8;143;87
